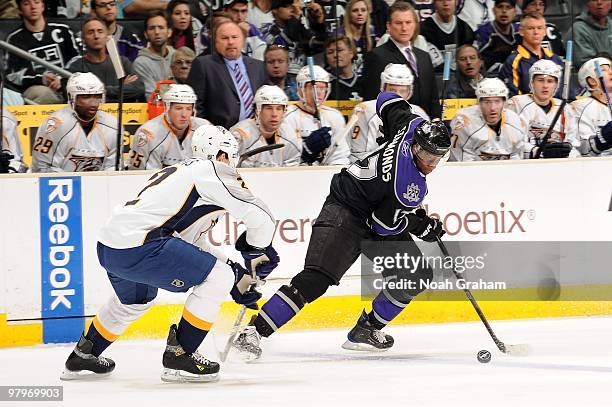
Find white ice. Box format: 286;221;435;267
2;316;611;407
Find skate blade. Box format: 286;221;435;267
160;368;220;383
60;369;112;381
341;340;391;352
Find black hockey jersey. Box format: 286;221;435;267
330;94;428;236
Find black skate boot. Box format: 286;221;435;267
232;325;262;362
342;310;394;351
161;324;220;383
60;334;115;380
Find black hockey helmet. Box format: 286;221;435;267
413;119;451;156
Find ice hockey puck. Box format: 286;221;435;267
477;350;491;363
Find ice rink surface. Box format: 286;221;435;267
2;316;611;407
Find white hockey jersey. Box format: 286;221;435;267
506;94;580;158
31;107;118;173
571;97;612;157
98;158;276;250
2;110;26;173
282;104;350;165
347;99;430;163
450;104;526;161
230;118;301;167
127;114;212;170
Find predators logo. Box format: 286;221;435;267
136;129;154;147
69;155;105;171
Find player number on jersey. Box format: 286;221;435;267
32;137;54;154
125;166;178;206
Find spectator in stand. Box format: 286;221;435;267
325;36;363;100
334;0;377;75
476;0;519;74
6;0;79;104
66;17;145;102
123;0;169;19
224;0;267;60
187;21;268;128
457;0;493;32
133;11;176;99
167;0;196;51
198;11;233;56
248;0;274;31
362;1;440;117
169;46;195;84
520;0;564;57
265;44;299;100
90;0;144;61
408;0;435;22
317;0;347;34
572;0;612;69
499;12;564;97
420;0;475;72
261;0;327;77
447;44;485;99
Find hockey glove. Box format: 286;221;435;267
406;209;445;242
228;260;262;310
301;126;332;163
0;151;14;174
591;121;612;153
542;142;572;159
235;232;280;279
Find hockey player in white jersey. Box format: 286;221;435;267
571;57;612;157
507;59;579;159
61;125;279;382
31;73;118;172
450;78;526;161
348;64;430;162
282;65;351;165
231;85;301;167
1;110;26;173
127;84;212;170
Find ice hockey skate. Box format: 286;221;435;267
161;325;220;383
60;334;115;380
342;310;394;352
232;325;263;361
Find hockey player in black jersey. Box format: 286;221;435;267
233;91;450;359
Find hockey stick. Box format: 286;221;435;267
106;36;126;171
439;51;453;121
237;143;285;167
306;56;322;126
594;60;612;117
436;237;530;356
533;41;573;159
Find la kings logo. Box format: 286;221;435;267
403;183;420;202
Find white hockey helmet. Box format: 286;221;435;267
66;72;105;108
191;124;239;168
254;85;288;115
380;63;414;88
529;59;561;94
163;84;198;112
475;78;509;101
578;57;611;91
296;64;331;104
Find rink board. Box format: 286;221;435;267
1;158;612;346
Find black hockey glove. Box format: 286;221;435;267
0;150;14;174
228;260;262;310
591;121;612;153
301;126;332;163
542;142;572;159
406;209;445;242
235;232;280;279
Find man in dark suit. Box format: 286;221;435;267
361;1;441;118
187;21;268;128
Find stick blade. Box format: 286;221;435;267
503;343;531;356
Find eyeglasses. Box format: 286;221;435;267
95;1;117;9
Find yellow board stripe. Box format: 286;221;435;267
92;317;119;342
182;308;213;331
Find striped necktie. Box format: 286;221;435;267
232;63;254;118
405;47;419;78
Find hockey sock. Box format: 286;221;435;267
254;285;306;337
85;317;116;357
177;309;212;355
367;290;410;330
